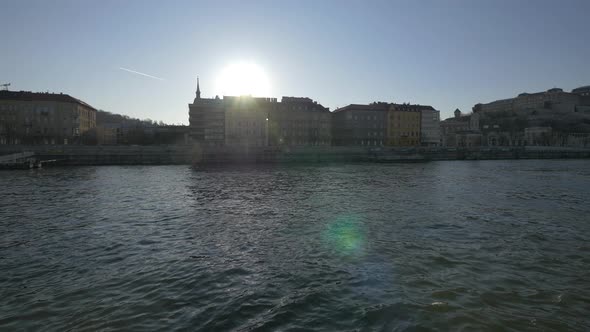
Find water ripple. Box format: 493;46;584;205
1;161;590;330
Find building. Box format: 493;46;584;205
562;133;590;147
0;90;97;145
331;103;389;146
269;97;331;146
474;87;586;115
440;109;481;147
572;85;590;97
224;96;275;147
188;79;331;147
188;78;225;147
420;107;441;147
388;104;422;147
524;127;553;146
440;109;471;145
332;102;435;147
473;98;513;114
572;86;590;111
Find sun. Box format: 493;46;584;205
215;62;271;97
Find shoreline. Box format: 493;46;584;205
1;145;590;167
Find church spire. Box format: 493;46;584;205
196;76;201;99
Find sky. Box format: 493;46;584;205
1;0;589;124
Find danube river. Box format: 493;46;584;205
1;160;589;331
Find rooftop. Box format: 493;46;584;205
280;96;329;111
0;90;98;111
334;102;434;113
572;85;590;93
443;114;472;122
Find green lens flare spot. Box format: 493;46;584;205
323;215;366;256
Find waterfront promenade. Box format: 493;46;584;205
1;145;590;166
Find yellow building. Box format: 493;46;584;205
387;104;422;146
0;90;97;145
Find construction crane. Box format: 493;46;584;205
1;83;10;91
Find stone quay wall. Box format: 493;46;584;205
1;145;590;166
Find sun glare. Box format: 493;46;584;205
215;62;271;97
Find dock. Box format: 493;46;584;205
0;151;57;169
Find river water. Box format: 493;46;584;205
1;160;589;331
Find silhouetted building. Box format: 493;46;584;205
224;96;275;147
189;78;225;146
188;79;331;147
0;90;97;145
572;85;590;97
269;97;331;146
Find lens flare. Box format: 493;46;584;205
323;215;366;256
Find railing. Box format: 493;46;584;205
0;151;35;163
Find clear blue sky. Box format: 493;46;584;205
2;0;589;124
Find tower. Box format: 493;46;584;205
196;76;201;100
454;108;461;119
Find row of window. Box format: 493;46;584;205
352;115;382;121
15;127;80;135
0;104;95;118
227;129;265;136
280;130;328;137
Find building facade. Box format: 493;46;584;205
224;96;275;147
331;103;389;146
269;97;331;146
420;108;440;147
188;80;330;147
388;104;422;146
0;90;97;145
524;127;553;146
188;79;225;146
572;86;590;110
332;102;435;147
440;109;482;147
474;87;588;115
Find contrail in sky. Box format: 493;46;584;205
119;67;165;81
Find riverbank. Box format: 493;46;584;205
1;145;589;166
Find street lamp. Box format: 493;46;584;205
265;117;269;147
